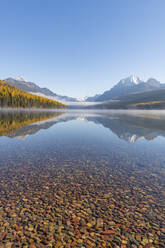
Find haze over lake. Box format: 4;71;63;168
0;110;165;247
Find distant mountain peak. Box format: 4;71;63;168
129;75;141;84
15;76;27;82
146;78;161;87
118;75;142;86
87;75;165;102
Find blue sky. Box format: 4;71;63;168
0;0;165;98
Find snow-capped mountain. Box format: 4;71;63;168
15;76;27;82
4;77;78;103
86;75;165;102
117;75;143;86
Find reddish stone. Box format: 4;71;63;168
0;232;7;241
144;244;153;248
102;235;108;240
15;224;21;231
102;230;116;235
67;220;71;226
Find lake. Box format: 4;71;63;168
0;109;165;247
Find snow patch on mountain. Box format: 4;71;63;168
118;75;143;86
15;76;27;82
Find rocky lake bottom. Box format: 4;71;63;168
0;110;165;248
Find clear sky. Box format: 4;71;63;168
0;0;165;98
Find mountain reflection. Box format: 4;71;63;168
85;113;165;143
0;111;63;139
1;110;165;142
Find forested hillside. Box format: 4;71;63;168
0;80;66;108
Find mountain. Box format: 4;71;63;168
85;94;101;102
5;77;78;102
87;76;165;102
89;88;165;109
0;80;66;109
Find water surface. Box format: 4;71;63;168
0;110;165;247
